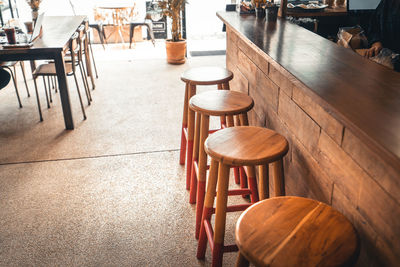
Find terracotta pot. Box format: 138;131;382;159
165;39;186;65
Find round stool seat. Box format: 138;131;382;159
236;196;360;267
189;90;254;116
205;126;289;166
181;67;233;85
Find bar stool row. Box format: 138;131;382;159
178;66;359;267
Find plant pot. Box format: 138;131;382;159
32;9;39;24
255;7;266;18
266;6;279;22
166;39;186;65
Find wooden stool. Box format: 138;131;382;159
189;90;254;239
179;67;233;191
235;196;360;267
197;126;289;267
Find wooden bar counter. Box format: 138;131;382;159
218;11;400;266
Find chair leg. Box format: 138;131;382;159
129;24;134;49
73;72;87;120
6;66;22;108
47;76;52;103
81;54;95;91
42;77;50;108
54;76;58;93
79;61;92;104
32;78;43;121
101;25;108;45
92;25;106;50
20;61;30;97
88;37;99;79
50;74;55;89
146;23;155;47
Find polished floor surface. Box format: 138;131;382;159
0;42;243;266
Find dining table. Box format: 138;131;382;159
0;15;90;130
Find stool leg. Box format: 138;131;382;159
189;112;201;204
239;166;248;194
245;166;259;203
212;163;230;267
226;115;234;127
234;115;241;127
258;164;270;200
236;252;250;267
197;159;219;259
195;114;210;239
226;114;240;184
179;83;189;165
217;83;226;127
240;113;249;126
233;166;240;185
186;84;196;190
237;114;248;191
273;159;285;196
222;82;230;90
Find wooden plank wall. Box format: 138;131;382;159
226;26;400;267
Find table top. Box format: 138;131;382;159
0;16;86;56
218;11;400;168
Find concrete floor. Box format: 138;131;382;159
0;42;243;266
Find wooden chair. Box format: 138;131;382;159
235;196;360;267
179;67;233;191
0;61;30;108
188;90;254;239
196;126;289;267
32;32;87;121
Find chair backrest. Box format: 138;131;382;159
69;32;79;72
76;24;86;61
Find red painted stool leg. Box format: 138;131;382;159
186;140;193;190
233;167;240;184
195;114;211;239
240;166;248;198
185;84;196;190
190;113;201;203
197;159;219;259
195;179;206;239
189;161;198;204
212;244;223;267
245;166;259;203
179;83;189;165
212;163;230;267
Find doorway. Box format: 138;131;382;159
185;0;230;56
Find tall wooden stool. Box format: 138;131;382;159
197;126;289;267
180;67;233;191
189;90;254;239
235;196;360;267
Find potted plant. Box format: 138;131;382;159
26;0;42;22
158;0;187;64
